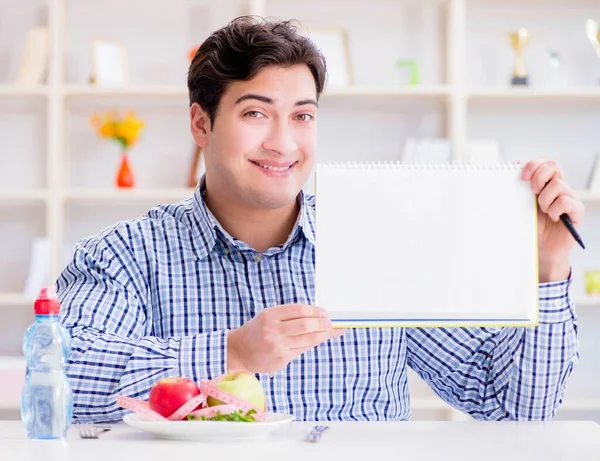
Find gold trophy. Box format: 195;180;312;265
509;28;530;86
586;19;600;57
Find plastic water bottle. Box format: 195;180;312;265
21;286;73;439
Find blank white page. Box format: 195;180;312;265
314;163;539;328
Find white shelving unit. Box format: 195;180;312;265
467;87;600;100
1;0;600;421
575;296;600;307
0;294;31;307
64;188;196;201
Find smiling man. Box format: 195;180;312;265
57;16;584;423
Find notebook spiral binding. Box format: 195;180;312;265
317;161;522;171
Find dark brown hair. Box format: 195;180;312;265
187;16;327;128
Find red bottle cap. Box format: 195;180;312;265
34;286;60;315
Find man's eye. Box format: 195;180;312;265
244;111;265;118
295;114;314;122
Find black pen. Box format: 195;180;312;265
560;214;585;249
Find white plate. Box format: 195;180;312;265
123;412;295;441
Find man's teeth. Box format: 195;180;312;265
254;162;293;171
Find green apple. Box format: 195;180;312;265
207;370;267;411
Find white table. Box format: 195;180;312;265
1;420;599;461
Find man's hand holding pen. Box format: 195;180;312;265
520;159;586;283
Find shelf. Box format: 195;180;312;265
62;85;600;100
62;84;451;99
577;190;600;205
64;85;188;98
575;296;600;307
468;87;600;100
0;188;592;205
0;294;31;307
58;188;599;204
0;356;25;372
0;190;48;202
411;397;600;412
0;85;48;97
560;399;600;411
323;85;451;98
65;188;196;201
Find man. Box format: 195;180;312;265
57;17;584;423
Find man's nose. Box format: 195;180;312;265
262;121;298;156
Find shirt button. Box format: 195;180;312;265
254;254;262;262
553;300;562;308
223;249;230;255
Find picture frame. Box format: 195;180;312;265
90;39;128;86
305;26;353;88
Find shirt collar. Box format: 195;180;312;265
189;175;315;260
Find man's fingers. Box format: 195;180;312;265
537;178;575;213
271;303;328;321
520;159;545;181
281;317;333;337
547;196;585;224
289;328;346;351
529;160;563;194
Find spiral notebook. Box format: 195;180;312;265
314;162;539;328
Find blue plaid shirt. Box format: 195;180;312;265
57;181;579;423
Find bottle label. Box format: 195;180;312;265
23;383;71;438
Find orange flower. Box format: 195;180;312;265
188;45;199;61
99;121;115;138
115;112;145;148
90;110;145;149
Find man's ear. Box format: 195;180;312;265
190;103;211;148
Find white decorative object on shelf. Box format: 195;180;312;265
542;50;568;89
587;153;600;194
22;238;52;300
586;19;600;57
15;27;49;85
90;39;128;87
465;139;503;165
402;138;452;164
305;27;353;88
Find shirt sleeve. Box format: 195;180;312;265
405;275;579;420
56;228;228;423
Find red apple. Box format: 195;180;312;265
207;370;267;411
148;377;201;418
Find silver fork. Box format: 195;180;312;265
77;424;111;439
304;425;329;443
